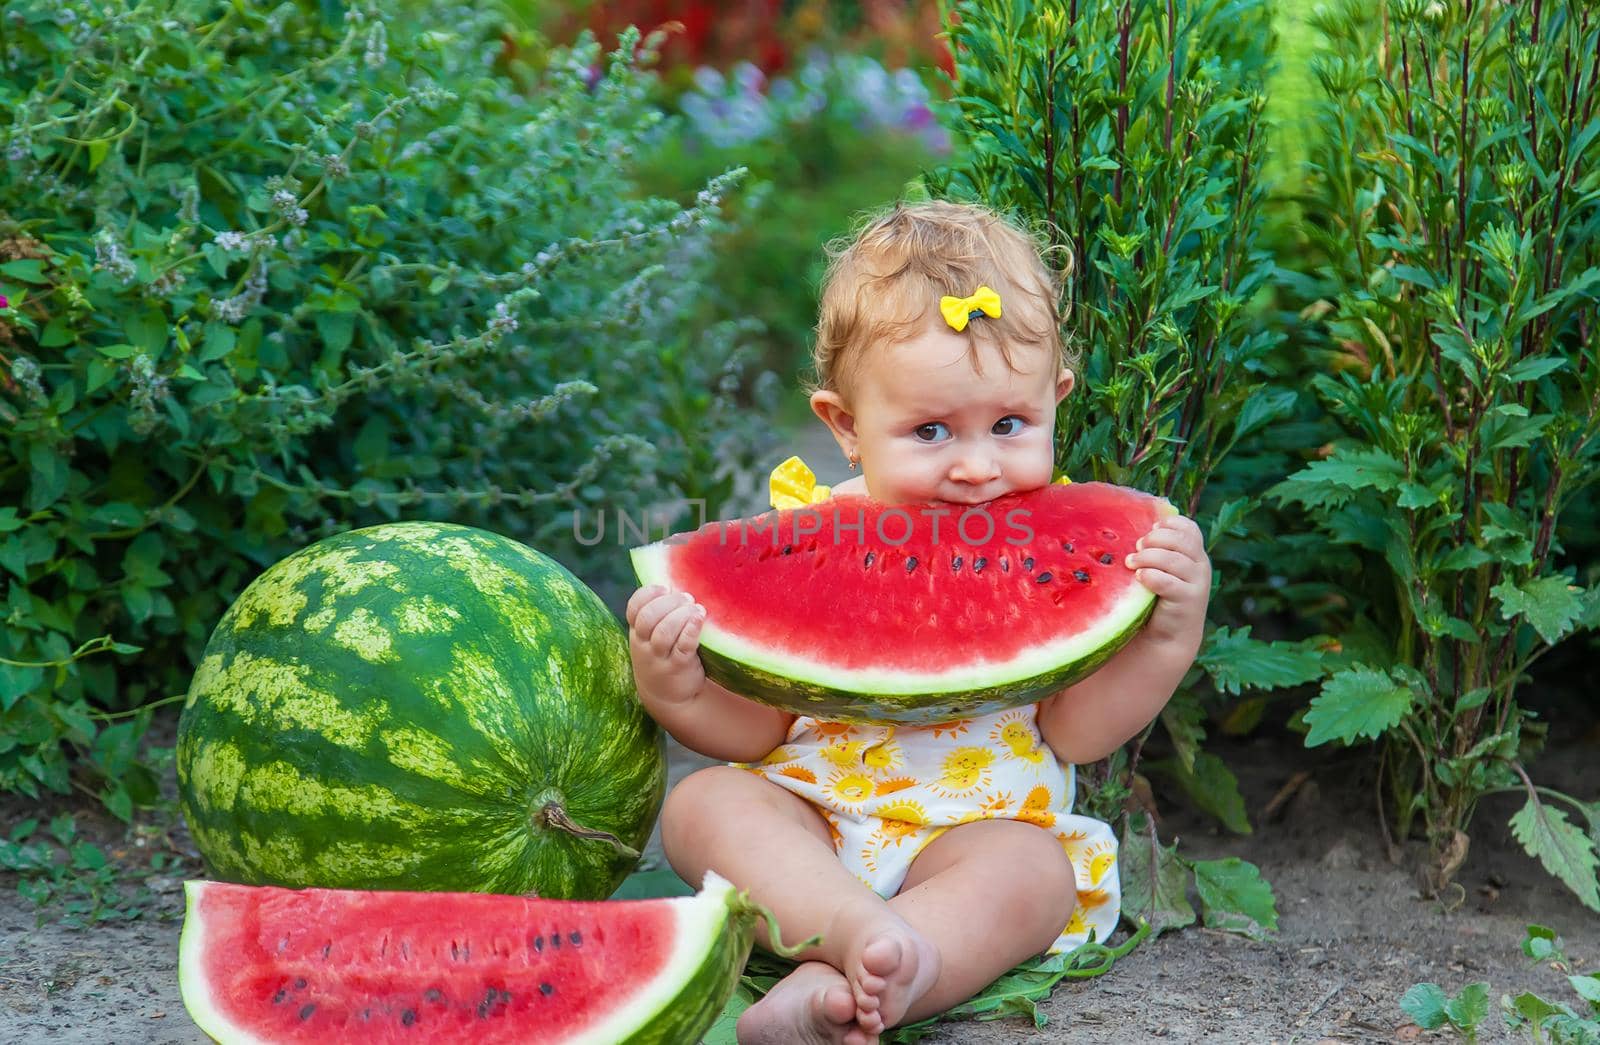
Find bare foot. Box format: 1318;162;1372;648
736;960;860;1045
846;918;941;1035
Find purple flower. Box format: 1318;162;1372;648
0;294;8;310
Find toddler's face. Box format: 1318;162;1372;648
817;319;1072;506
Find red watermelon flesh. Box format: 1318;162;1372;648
631;482;1175;724
178;873;753;1044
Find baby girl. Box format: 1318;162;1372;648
627;200;1210;1044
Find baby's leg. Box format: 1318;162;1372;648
851;818;1078;1034
660;766;899;1045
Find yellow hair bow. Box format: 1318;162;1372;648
939;285;1003;332
769;456;832;510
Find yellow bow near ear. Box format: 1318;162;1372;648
939;285;1003;332
770;456;832;510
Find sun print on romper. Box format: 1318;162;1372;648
826;769;876;806
860;735;905;773
1079;840;1117;887
773;764;818;785
928;745;995;798
989;711;1047;764
928;718;972;740
811;721;856;739
874;776;917;797
977;790;1015;816
1016;784;1057;829
819;739;868;769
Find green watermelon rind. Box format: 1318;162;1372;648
629;495;1172;725
176;872;758;1045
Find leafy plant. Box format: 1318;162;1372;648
927;0;1312;922
0;813;190;927
1402;926;1600;1043
1402;979;1491;1042
0;1;771;813
1274;0;1600;906
1503;925;1600;1043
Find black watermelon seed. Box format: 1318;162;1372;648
401;1009;417;1027
322;943;331;958
1000;557;1010;572
360;1009;373;1021
1062;541;1074;553
550;934;560;949
1099;552;1114;565
1037;572;1053;583
781;545;792;555
1073;569;1090;582
294;978;308;990
540;982;555;996
973;556;988;573
533;936;543;952
299;1004;316;1021
272;989;287;1005
500;989;514;1003
864;551;875;568
424;989;444;1004
477;1000;492;1019
568;931;581;946
1023;556;1035;571
952;555;963;572
905;556;918;573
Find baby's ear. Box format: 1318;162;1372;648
1055;368;1076;403
810;388;858;445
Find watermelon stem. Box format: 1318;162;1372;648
733;891;823;959
535;802;641;861
1060;917;1152;979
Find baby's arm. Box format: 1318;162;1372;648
625;585;794;763
1037;514;1211;764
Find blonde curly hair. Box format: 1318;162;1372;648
808;200;1072;397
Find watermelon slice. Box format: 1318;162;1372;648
631;482;1175;724
178;871;759;1043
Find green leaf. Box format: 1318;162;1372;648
1568;974;1600;1005
0;664;44;711
1155;751;1252;834
28;441;69;511
1400;983;1449;1029
1493;576;1585;644
1270;447;1407;510
1508;795;1600;912
0;258;47;283
1117;823;1195;935
123;310;168;356
1303;666;1413;747
1191;858;1278;939
1442;982;1489;1030
1199;626;1325;695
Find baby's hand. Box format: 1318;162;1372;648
625;585;708;707
1125;515;1211;646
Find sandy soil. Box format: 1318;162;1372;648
2;725;1594;1045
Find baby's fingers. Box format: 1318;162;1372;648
625;585;667;627
1126;547;1201;583
648;599;705;659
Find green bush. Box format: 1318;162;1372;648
928;0;1303;936
1274;0;1600;908
0;1;771;814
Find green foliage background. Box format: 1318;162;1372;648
0;1;769;815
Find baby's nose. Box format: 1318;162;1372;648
950;451;1001;483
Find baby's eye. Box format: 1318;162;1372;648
914;422;950;442
992;415;1026;436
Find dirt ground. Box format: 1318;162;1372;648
1;720;1595;1045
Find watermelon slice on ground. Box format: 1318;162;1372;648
178;871;761;1043
631;482;1175;724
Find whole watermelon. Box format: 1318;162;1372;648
176;521;664;900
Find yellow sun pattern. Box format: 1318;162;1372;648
742;705;1120;956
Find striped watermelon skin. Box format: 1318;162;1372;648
177;521;664;900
